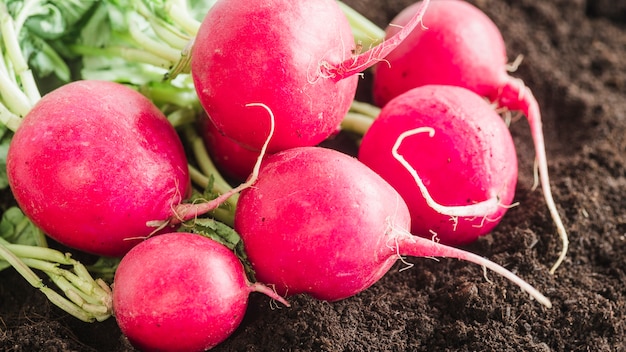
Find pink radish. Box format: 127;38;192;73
6;80;190;257
234;146;551;307
191;0;430;153
358;85;518;246
371;0;568;273
113;232;289;352
6;81;266;257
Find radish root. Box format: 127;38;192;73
393;227;552;308
392;126;502;218
156;103;276;226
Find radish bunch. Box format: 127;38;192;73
0;0;561;351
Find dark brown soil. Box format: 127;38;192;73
1;0;625;351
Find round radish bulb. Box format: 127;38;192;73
235;147;410;301
359;85;518;245
6;80;190;257
191;0;431;153
234;147;550;308
113;232;289;352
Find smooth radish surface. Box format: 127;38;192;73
358;85;518;245
191;0;430;153
6;80;190;257
372;0;568;274
113;232;289;352
234;147;551;307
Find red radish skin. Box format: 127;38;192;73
373;0;506;105
113;232;289;352
234;147;551;308
358;85;518;246
200;113;262;182
191;0;430;153
6;80;190;257
372;0;568;273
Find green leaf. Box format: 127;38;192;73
0;207;43;271
190;218;256;281
192;218;240;250
20;31;71;81
86;256;121;282
23;1;98;40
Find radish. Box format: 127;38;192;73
191;0;430;153
6;80;190;256
5;80;262;257
358;85;518;246
371;0;568;273
113;232;289;352
234;146;551;308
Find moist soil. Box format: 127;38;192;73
1;0;625;351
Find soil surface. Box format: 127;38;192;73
1;0;625;351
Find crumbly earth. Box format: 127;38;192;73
1;0;625;351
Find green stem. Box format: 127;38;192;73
2;243;72;264
164;36;193;80
134;1;190;50
0;238;113;322
350;100;381;118
341;100;381;136
183;124;236;198
164;1;201;36
337;1;386;49
0;69;30;119
166;107;197;127
341;112;374;136
140;82;200;115
0;102;22;131
0;241;99;322
70;44;174;69
189;163;210;188
127;15;182;64
0;240;44;288
210;207;235;228
46;273;111;322
0;3;40;106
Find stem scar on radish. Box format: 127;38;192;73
191;0;430;153
357;85;518;246
234;146;551;308
371;0;569;274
